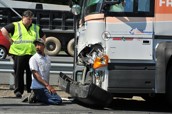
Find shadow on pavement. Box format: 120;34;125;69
109;99;172;113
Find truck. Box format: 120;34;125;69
0;0;75;57
58;0;172;107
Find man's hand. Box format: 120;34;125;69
46;85;56;93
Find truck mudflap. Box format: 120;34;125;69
58;72;113;107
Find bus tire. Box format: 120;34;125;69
45;37;61;56
67;38;74;56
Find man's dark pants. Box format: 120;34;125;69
12;55;32;95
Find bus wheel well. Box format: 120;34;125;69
166;55;172;76
166;61;172;105
165;54;172;105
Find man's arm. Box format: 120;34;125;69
42;34;46;41
1;23;14;44
32;70;56;93
39;28;46;41
1;27;13;44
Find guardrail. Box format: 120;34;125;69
0;60;74;89
0;61;73;74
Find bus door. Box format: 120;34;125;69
105;0;154;60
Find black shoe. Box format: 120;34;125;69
28;91;37;103
15;92;22;98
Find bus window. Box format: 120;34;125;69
124;0;133;12
110;0;134;12
85;0;103;15
87;0;100;7
138;0;150;12
109;0;125;12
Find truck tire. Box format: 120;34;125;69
67;38;74;56
45;37;61;56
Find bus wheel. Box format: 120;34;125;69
45;37;61;56
166;66;172;105
67;38;74;56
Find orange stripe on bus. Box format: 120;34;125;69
84;14;104;21
155;14;172;21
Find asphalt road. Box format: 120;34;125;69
0;56;172;114
0;95;172;114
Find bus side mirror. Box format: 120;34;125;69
71;4;81;16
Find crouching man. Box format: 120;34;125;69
28;38;62;105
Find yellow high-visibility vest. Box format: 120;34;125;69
9;21;40;55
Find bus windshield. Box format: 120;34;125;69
109;0;150;12
83;0;153;17
85;0;103;15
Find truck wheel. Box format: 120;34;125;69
45;37;61;56
67;38;74;56
166;66;172;105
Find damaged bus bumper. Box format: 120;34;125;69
58;72;113;107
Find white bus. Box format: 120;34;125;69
59;0;172;107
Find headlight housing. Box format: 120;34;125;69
93;55;109;69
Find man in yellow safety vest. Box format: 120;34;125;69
1;10;46;98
